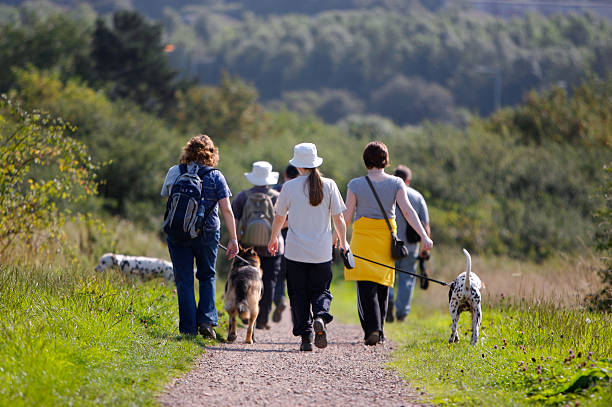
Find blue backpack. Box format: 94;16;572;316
162;164;218;240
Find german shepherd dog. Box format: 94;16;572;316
224;247;263;344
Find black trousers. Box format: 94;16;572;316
356;280;389;339
285;257;333;338
256;255;281;325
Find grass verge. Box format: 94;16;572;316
385;301;612;406
0;263;219;406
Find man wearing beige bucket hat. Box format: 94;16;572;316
232;161;283;330
268;143;349;351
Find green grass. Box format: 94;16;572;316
329;264;360;325
0;263;219;406
385;302;612;406
1;216;609;406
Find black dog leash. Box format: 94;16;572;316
218;243;251;265
341;248;450;287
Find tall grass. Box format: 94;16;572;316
0;216;229;406
386;299;611;406
327;245;611;406
412;247;602;311
0;262;211;406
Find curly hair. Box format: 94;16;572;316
179;135;219;166
362;141;389;169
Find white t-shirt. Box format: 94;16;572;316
275;174;346;263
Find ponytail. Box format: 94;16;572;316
307;168;324;206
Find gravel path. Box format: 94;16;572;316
159;307;424;407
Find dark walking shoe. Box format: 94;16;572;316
396;314;406;322
300;334;313;351
256;322;271;330
198;323;217;340
313;317;327;349
272;297;287;323
364;331;380;346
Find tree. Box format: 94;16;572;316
371;75;456;125
170;73;267;140
91;10;178;113
0;12;92;93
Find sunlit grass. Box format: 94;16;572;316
328;250;611;406
0;263;213;406
386;302;612;406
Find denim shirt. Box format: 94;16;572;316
161;163;232;232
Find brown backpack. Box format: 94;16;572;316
238;190;277;247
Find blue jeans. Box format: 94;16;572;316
167;230;220;335
388;243;419;318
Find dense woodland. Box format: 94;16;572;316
0;1;610;266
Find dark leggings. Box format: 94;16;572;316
285;258;333;337
356;280;389;339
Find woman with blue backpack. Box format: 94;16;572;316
161;134;239;338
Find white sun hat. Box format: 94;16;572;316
244;161;279;186
289;143;323;168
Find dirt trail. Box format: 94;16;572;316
159;307;424;407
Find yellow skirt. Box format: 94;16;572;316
344;217;395;287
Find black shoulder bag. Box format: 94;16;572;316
365;176;409;260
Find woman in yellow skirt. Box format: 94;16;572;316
342;141;433;345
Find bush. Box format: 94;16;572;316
0;95;98;257
587;163;612;312
10;69;184;224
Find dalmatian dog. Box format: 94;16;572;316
95;253;174;282
448;249;484;345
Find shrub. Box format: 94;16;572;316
0;95;98;257
587;163;612;312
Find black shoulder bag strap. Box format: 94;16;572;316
364;176;396;238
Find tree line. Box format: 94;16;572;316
0;5;609;262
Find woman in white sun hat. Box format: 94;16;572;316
268;143;349;352
232;161;283;331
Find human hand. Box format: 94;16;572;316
268;237;279;256
226;239;239;259
421;236;433;251
338;240;349;253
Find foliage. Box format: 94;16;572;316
9;69;184;224
1;4;610;259
0;11;93;92
371;75;456;125
386;301;612;406
90;10;179;113
586;163;612;312
3;2;612;127
169;73;269;140
489;77;612;147
162;6;612;124
276;88;365;123
0;95;98;256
